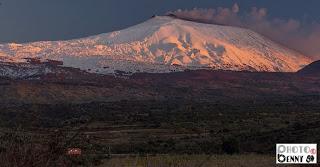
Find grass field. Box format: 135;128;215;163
1;71;320;166
0;99;320;166
100;154;277;167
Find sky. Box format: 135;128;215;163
0;0;319;42
0;0;319;58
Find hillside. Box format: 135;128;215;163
298;60;320;75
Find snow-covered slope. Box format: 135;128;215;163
0;16;312;75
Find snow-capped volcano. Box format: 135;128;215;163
0;16;312;75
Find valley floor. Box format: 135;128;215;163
0;100;320;166
0;71;319;166
100;154;276;167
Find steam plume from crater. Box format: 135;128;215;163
168;4;320;60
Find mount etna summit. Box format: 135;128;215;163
0;16;312;78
